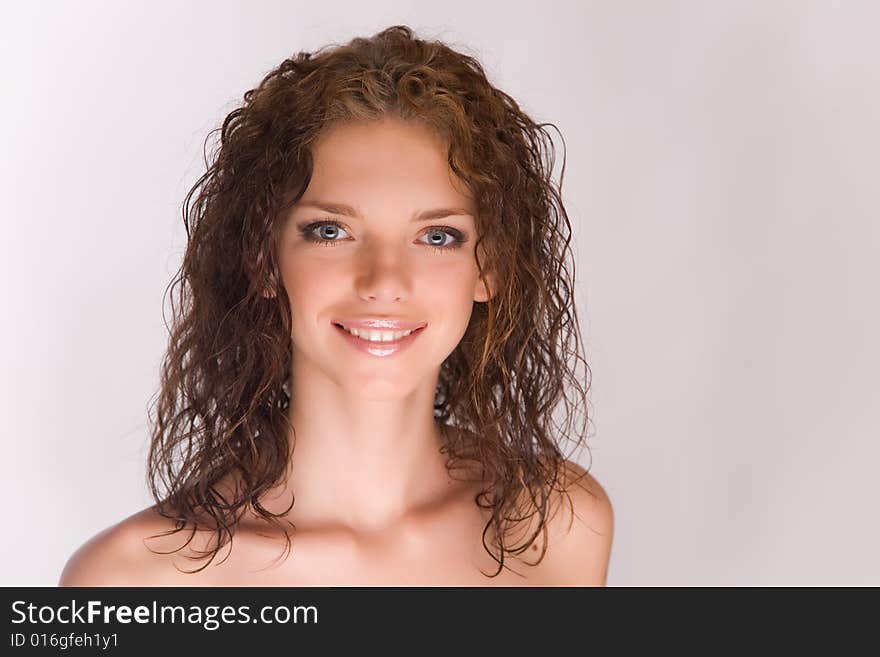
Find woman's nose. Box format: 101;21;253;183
353;241;413;302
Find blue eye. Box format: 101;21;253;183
420;227;465;251
303;221;349;243
297;220;468;254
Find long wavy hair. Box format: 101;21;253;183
146;24;593;578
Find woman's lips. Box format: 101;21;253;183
333;317;427;331
332;322;425;357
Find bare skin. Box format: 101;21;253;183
59;453;612;586
59;117;613;586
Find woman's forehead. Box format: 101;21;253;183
304;120;474;213
310;119;448;174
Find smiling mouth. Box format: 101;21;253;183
332;322;425;343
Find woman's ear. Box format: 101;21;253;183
473;270;496;303
472;236;497;302
260;271;279;299
258;277;277;299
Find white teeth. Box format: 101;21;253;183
341;326;415;342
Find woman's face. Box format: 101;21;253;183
276;117;493;397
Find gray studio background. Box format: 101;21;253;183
1;0;877;586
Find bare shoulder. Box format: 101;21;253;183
58;506;184;587
536;459;615;586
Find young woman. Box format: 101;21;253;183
60;25;613;586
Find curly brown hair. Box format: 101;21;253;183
146;24;594;579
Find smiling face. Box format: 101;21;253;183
275;116;494;397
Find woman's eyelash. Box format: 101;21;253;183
297;219;468;253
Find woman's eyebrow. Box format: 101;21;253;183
296;201;473;222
